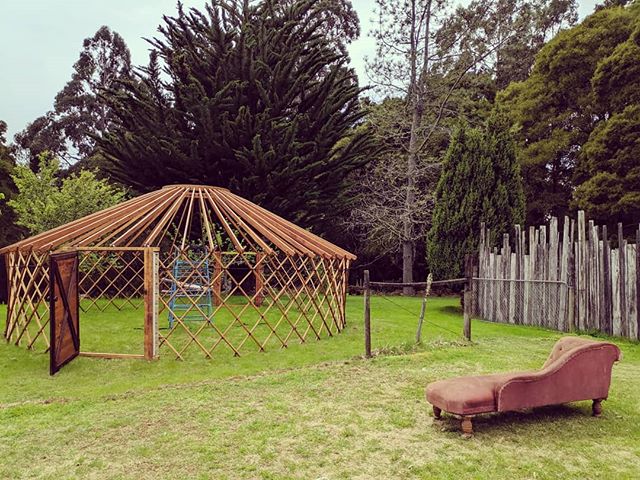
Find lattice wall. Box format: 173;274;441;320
158;249;349;359
4;247;350;359
5;250;50;351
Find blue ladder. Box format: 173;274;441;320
168;253;213;328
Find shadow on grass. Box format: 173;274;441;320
439;305;462;315
436;403;594;436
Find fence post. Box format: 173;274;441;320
415;273;433;343
143;247;159;360
567;287;576;332
364;270;371;358
254;252;264;307
213;250;222;306
463;255;473;341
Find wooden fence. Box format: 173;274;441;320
471;211;639;341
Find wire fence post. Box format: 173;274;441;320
364;270;371;358
463;255;473;341
415;273;432;343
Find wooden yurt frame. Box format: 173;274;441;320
1;185;354;362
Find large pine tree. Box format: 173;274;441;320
98;0;373;235
427;114;524;279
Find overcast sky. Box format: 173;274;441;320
1;0;598;141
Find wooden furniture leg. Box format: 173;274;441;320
461;416;473;437
592;399;603;417
433;406;442;420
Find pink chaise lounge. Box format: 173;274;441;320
425;337;621;435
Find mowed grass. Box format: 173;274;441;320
1;295;639;479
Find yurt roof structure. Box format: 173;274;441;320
0;185;355;259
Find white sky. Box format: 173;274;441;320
0;0;598;141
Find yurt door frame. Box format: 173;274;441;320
49;247;159;375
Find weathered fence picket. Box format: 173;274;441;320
473;212;640;341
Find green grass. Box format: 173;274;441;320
1;295;639;479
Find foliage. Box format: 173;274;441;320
8;153;125;235
498;2;640;224
427;114;524;279
486;0;578;90
288;0;360;55
0;121;24;247
15;26;131;168
97;0;373;237
572;105;640;226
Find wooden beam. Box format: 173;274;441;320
255;252;265;307
79;352;145;360
143;247;158;360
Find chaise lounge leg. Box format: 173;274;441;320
461;416;473;437
592;399;603;417
433;406;442;420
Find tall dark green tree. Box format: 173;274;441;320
98;0;373;235
427;114;524;279
0;121;24;247
16;26;131;168
498;2;640;224
572;105;640;227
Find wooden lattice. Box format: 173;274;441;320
78;249;146;312
157;250;349;359
2;185;354;360
5;250;50;351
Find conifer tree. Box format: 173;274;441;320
98;0;373;235
427;114;524;279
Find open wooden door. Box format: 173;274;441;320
49;251;80;375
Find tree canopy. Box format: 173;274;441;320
498;1;640;224
15;26;131;169
0;121;23;246
97;0;373;236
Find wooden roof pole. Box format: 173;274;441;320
202;189;245;254
72;188;179;247
225;190;355;259
234;192;355;258
179;189;197;251
106;188;185;247
198;189;216;251
0;190;161;253
35;190;168;252
209;189;311;256
217;190;326;258
207;189;274;255
142;188;189;247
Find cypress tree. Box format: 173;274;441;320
427;114;524;279
98;0;373;235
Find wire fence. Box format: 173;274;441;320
470;278;571;332
358;272;470;357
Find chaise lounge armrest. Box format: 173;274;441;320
497;339;621;412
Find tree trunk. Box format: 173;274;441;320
403;104;423;296
401;0;431;297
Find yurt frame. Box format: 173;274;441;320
1;185;354;368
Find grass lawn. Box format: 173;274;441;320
1;295;639;479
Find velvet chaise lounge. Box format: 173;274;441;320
425;337;621;435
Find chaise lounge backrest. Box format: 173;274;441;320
497;337;621;412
